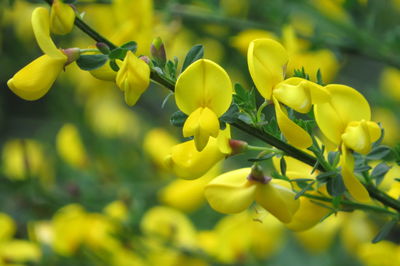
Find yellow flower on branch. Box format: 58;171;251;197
314;84;381;202
247;38;330;149
175;59;232;151
7;7;72;101
204;167;299;223
50;0;75;35
116;51;150;106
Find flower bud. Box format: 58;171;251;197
61;47;80;66
96;42;110;54
116;51;150;106
150;37;166;66
228;139;248;155
50;0;75;35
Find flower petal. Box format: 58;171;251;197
341;144;370;202
204;168;256;214
273;97;312;149
314;84;371;144
255;179;299;223
32;7;66;59
175;59;232;116
7;54;65;100
248;39;288;99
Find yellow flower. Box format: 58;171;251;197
56;123;88;169
158;164;221;212
204;168;299;223
175;59;232;151
7;7;68;100
248;38;330;149
50;0;75;35
116;51;150;106
165;127;231;179
314;84;381;202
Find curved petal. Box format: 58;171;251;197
273;78;311;113
248;39;288;99
50;0;75;35
7;54;65;101
175;59;232;116
204;168;256;214
32;7;66;59
255;179;300;223
341;144;370;202
314;84;370;144
342;120;381;155
273;97;312;149
183;107;220;151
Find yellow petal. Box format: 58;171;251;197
273;97;312;149
56;123;88;168
341;144;370;202
183;107;220;151
204;168;257;214
247;39;288;99
255;179;299;223
230;29;278;55
115;51;150;106
175;59;232;116
342;120;381;155
7;54;66;101
166;136;225;179
50;0;75;35
314;84;371;144
31;7;66;59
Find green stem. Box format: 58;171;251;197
256;100;269;123
247;145;279;153
79;49;100;53
304;193;398;216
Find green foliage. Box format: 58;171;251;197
371;162;392;186
76;54;108;70
181;44;204;72
170;110;188;127
372;218;399;243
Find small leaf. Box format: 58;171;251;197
328;151;340;167
372;219;398;243
316;68;324;85
367;145;392;160
76;54;108;71
220;104;240;124
295;180;315;199
181;44;204;72
371;162;392;186
327;174;345;197
109;48;128;60
170;111;188;127
109;60;119;72
280;157;287;176
121;41;137;52
354;165;372;173
316;171;337;182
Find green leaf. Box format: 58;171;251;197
367;145;392;160
76;54;108;71
372;219;398;243
109;60;119;72
316;171;337;182
170;111;188;127
327;174;345;197
328;151;340;167
248;153;274;162
220;104;240;124
280;157;287;176
371;162;392;186
121;41;137;52
295;180;315;199
109;48;128;60
181;44;204;72
316;68;324;85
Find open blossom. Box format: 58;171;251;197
315;84;381;202
175;59;232;151
247;38;330;149
7;7;69;101
204;167;299;223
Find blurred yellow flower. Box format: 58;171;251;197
159;164;221;212
357;240;400;266
56;123;88;169
380;67;400;102
103;200;129;222
175;59;232;151
372;107;400;145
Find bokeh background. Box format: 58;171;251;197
1;0;400;265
